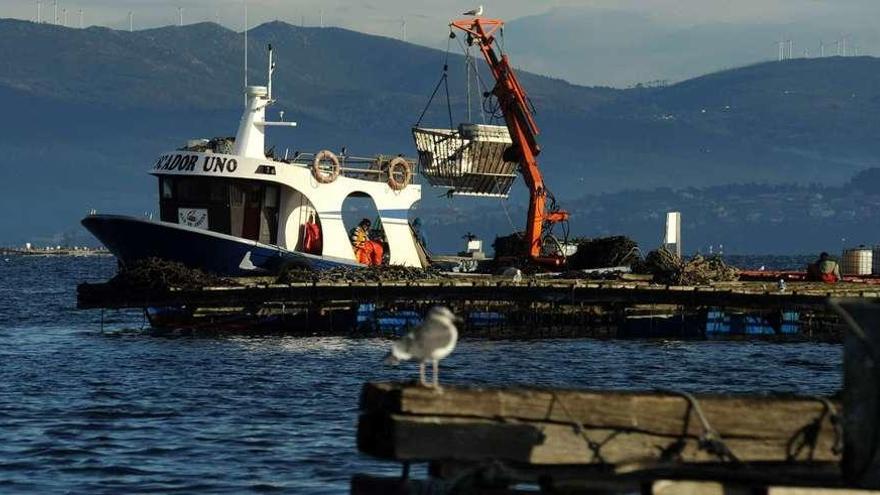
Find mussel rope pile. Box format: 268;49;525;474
109;258;234;290
567;236;641;270
639;247;739;285
276;265;447;284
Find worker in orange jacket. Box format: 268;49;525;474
351;218;384;265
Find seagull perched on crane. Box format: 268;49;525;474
384;306;460;388
462;5;483;16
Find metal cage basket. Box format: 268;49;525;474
412;124;518;198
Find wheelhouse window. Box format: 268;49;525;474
158;177;280;245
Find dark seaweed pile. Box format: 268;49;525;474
567;236;641;270
109;258;234;290
276;265;447;284
639;248;739;285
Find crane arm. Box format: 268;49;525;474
450;18;569;265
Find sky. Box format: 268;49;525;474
4;0;878;36
2;0;879;85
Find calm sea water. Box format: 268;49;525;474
1;255;842;494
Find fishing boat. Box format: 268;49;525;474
82;45;424;276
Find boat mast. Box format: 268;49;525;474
267;44;275;101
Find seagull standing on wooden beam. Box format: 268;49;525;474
462;5;483;16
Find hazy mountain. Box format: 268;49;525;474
506;6;880;87
0;18;879;252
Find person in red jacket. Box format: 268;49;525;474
807;252;841;283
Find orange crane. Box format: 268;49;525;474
450;17;569;266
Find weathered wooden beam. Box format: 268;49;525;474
359;413;838;466
361;383;839;462
831;300;880;489
651;480;749;495
766;488;880;495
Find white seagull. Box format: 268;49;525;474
385;306;460;388
462;5;483;16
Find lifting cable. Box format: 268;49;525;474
454;33;501;123
414;33;455;129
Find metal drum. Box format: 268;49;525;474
842;246;873;276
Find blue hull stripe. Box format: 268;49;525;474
81;214;360;276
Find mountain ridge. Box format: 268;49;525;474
1;18;879;251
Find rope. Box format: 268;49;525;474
414;72;448;127
465;49;472;123
550;391;610;464
786;396;843;461
414;33;456;128
499;196;518;234
660;389;741;464
443;68;454;130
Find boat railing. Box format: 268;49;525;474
178;138;419;187
276;152;419;187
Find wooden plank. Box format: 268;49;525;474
361;383;840;448
357;412;839;465
652;480;748;495
427;460;843;489
767;488;880;495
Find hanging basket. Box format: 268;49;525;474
412;123;519;198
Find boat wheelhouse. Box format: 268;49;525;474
83;46;424;275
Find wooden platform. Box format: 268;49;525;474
76;278;880;338
358;382;841;466
353;382;855;494
78;278;880;311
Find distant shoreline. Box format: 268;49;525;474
1;248;110;257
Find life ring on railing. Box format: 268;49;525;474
312;150;341;184
386;157;412;191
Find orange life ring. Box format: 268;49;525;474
386;157;412;191
312;150;341;184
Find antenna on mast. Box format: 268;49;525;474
78;9;83;28
244;0;248;107
129;12;133;32
267;44;275;100
36;1;41;24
